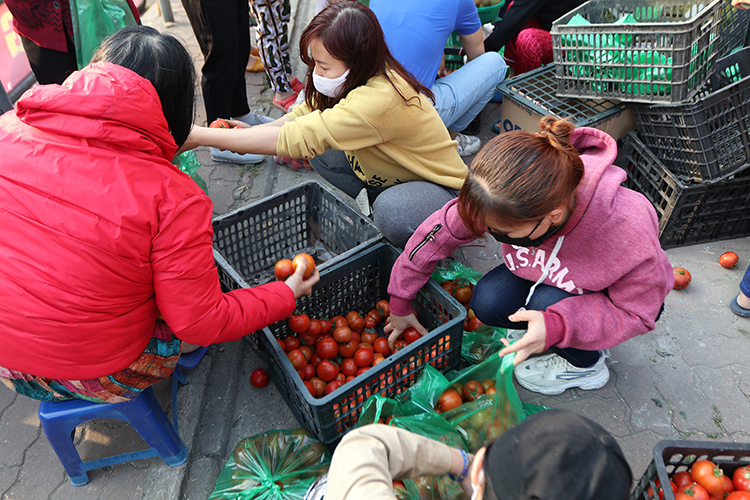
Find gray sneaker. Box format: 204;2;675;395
514;352;610;395
210;147;265;165
455;133;481;157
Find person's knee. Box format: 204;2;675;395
480;51;508;83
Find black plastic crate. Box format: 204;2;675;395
618;132;750;248
551;0;746;104
632;47;750;183
213;181;381;290
631;440;750;500
257;243;466;448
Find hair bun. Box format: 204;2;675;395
535;116;575;152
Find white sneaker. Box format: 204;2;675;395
210;147;265;165
513;352;610;395
455;133;481;157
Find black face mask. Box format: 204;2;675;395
489;219;561;248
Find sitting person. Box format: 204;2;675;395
311;409;632;500
386;117;673;395
182;1;469;248
0;25;318;404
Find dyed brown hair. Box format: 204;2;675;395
458;117;585;237
299;1;433;112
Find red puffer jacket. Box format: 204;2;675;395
0;62;295;380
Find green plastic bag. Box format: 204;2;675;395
70;0;138;69
430;262;483;286
209;429;331;500
460;324;508;365
173;150;209;195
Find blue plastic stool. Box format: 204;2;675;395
38;385;188;486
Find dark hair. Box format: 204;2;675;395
90;25;196;148
299;1;433;111
458;117;585;237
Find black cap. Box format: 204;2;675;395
483;409;632;500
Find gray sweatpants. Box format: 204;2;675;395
310;150;459;248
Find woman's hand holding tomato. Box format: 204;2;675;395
283;258;320;299
498;309;547;366
384;312;428;350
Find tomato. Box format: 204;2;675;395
336;372;346;383
331;316;348;328
354;348;374;367
306;318;322;336
393;340;408;352
364;316;377;329
345;375;355;383
373;337;392;356
734;466;750;492
372;353;386;366
316;336;339;359
325;380;342;395
403;327;422;344
485;386;497;396
250;368;269;388
303;380;315;396
310;377;326;398
649;478;678;500
467;317;483;332
441;282;456;295
317;360;340;382
348;315;365;332
209;119;230;128
463;380;485;401
454;286;473;304
287;349;307;370
673;267;691;290
289;314;311;334
360;330;379;345
338;339;359;358
481;379;495;390
726;492;750;500
678;482;710;500
276;338;286;351
715;475;736;499
333;326;353;343
274;259;294;280
298;363;316;381
292;253;316;279
351;331;361;344
377;300;390;318
345;310;360;323
298;345;313;361
284;335;301;352
675;472;696;489
366;309;382;324
309;353;321;367
692;460;725;495
340;358;359;377
357;342;374;352
720;251;739;269
437;389;463;412
393;480;405;489
320;319;332;335
356;367;370;376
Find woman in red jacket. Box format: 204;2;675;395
0;26;318;404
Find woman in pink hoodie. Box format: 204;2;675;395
386;117;674;396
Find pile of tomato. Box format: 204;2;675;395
277;300;425;398
651;460;750;500
438;280;483;332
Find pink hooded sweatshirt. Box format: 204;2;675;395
388;127;674;352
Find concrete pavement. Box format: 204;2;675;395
1;0;750;498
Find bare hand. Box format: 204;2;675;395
384;312;428;349
284;260;320;299
732;0;750;9
438;54;448;78
497;310;547;365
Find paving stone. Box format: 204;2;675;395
614;363;672;435
617;432;664;486
0;395;42;467
3;432;65;500
693;364;750;435
553;396;631;438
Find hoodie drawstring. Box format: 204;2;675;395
523;235;565;308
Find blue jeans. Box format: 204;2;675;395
431;51;507;133
470;264;601;368
740;266;750;298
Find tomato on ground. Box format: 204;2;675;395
720;251;739;269
250;368;268;388
673;267;691;290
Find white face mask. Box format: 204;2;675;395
312;68;350;98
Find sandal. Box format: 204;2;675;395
731;294;750;317
290;76;305;94
273;92;299;112
274;155;312;171
492;118;502;134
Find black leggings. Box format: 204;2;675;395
20;35;78;86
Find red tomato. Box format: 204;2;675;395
675;472;696;488
303;380;315;396
357;342;374;352
250;368;268;388
209;119;230;128
316;336;339;359
317;360;340;382
726;492;750;500
372;353;386;366
734;466;750;492
463;380;485;401
360;331;379;345
297;363;316;381
356;367;369;376
284;335;301;352
344;375;355;383
673;267;691;290
377;300;390;318
393;340;408;352
715;474;736;499
340;358;359;377
309;353;321;367
336;372;346;383
276;338;285;351
348;315;365;332
292;253;316;279
678;482;710;500
325;380;342;395
274;259;294;280
692;460;725;495
454;286;473;304
287;349;307;370
364;316;377;329
345;310;360;323
485;386;497;396
333;326;353;343
331;316;348;328
441;282;456;295
319;319;332;335
354;348;374;367
298;332;317;346
373;337;392;356
720;251;739;269
306;319;322;336
467;317;483;332
649;478;678;500
310;377;326;398
338;339;359;358
298;345;313;361
351;331;361;344
437;389;463;412
403;327;422;344
289;314;311;334
366;309;382;324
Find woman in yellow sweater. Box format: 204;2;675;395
183;1;468;247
